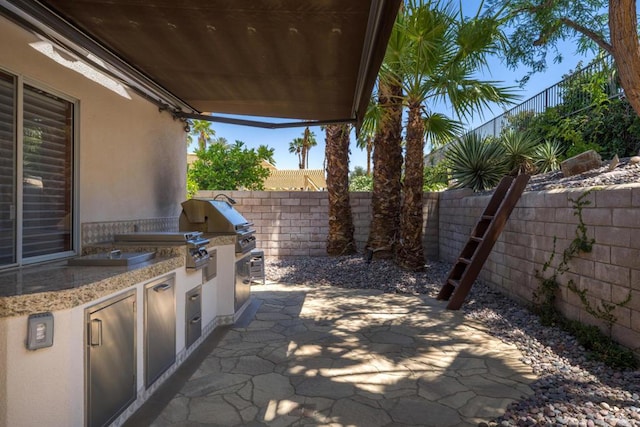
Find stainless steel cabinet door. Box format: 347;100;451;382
235;254;251;311
145;275;176;387
86;291;136;427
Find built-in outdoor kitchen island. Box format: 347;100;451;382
0;199;257;427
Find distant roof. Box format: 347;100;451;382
264;168;326;191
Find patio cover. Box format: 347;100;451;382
2;0;401;128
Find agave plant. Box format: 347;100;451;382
445;133;508;192
500;129;539;175
534;140;563;173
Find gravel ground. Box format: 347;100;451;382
265;256;640;427
525;156;640;192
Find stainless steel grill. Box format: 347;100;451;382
179;199;256;254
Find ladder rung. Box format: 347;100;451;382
439;174;530;311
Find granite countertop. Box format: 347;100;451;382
0;251;183;318
0;235;237;318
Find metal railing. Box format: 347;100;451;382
427;53;620;162
472;53;618;139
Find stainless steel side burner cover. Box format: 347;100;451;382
185;233;210;270
113;232;210;270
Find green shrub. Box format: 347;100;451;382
504;63;640;159
499;130;539;174
533;140;563;173
349;174;373;191
423;160;449;191
186;172;199;198
445;133;508;191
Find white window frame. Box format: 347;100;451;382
1;67;79;268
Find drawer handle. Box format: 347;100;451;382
153;283;172;292
189;293;200;301
190;316;201;324
90;319;102;347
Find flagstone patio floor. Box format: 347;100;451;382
125;283;537;427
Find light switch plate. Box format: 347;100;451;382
26;312;54;350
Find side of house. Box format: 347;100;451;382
0;15;217;427
0;14;186;261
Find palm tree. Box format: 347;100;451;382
356;131;374;176
301;127;318;169
288;137;304;169
391;1;518;270
189;119;215;151
364;8;405;261
365;77;404;260
257;144;276;165
325;124;357;255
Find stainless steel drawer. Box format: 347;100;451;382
185;285;202;349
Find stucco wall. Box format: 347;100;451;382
0;16;186;227
195;190;441;260
439;184;640;355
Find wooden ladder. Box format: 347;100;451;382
437;173;530;310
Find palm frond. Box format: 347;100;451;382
423;112;464;148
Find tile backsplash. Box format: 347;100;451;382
81;217;179;246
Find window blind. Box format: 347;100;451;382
22;84;73;258
0;72;15;265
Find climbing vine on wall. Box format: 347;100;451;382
533;190;637;369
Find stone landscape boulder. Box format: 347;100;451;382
560;150;602;177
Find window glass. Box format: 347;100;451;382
0;71;16;266
22;84;74;259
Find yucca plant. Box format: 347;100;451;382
446;133;509;192
500;129;539;175
534;140;563;173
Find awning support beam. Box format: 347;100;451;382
177;112;354;130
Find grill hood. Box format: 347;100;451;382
179;199;252;233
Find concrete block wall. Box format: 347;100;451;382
195;190;440;259
439;184;640;355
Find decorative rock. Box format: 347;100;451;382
560;150;603;177
630;156;640;165
608;154;619;171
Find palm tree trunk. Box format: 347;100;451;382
366;79;403;259
396;102;425;270
325;124;357;255
366;136;373;175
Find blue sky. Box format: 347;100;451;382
188;2;597;171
